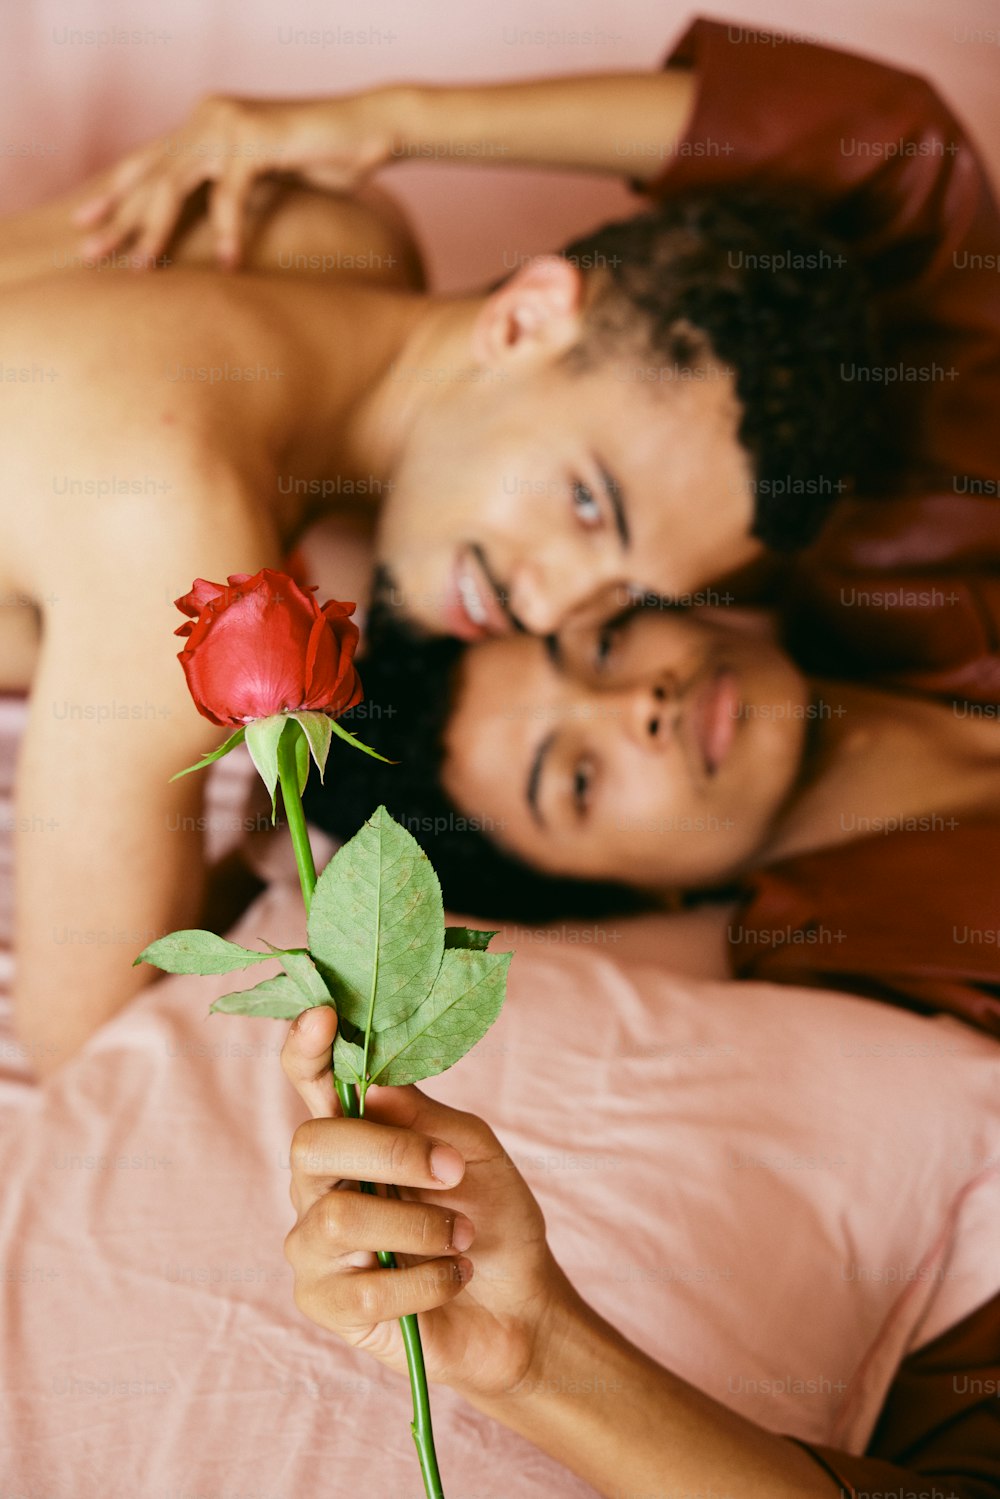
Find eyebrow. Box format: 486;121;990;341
600;463;630;550
526;730;557;828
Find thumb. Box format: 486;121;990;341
281;1005;341;1120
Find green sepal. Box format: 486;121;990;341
211;972;330;1020
293;722;310;795
169;726;246;782
444;927;499;951
134;930;276;976
328;716;396;765
244;714;293;821
289;711;335;783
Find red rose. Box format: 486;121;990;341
174;569;363;727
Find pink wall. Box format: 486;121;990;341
3;1;999;290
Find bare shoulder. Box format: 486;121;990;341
37;467;282;763
0;270;281;592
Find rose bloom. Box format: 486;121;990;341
174;569;363;727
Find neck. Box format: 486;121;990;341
752;678;998;867
272;279;484;498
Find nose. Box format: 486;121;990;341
624;674;677;753
508;556;629;638
506;560;568;636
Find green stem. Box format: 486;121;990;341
276;726;317;917
338;1085;445;1499
277;725;445;1499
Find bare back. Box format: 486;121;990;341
0;177;421;1075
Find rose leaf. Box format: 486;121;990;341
307;805;444;1032
362;947;511;1089
135;930;277;976
211;972;329;1020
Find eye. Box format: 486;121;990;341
571;755;596;816
572;481;602;529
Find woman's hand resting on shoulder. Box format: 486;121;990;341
73;91;399;269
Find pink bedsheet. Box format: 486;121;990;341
1;691;998;1495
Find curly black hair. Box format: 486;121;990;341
303;589;645;923
561;189;879;550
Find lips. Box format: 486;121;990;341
442;545;513;641
691;667;740;775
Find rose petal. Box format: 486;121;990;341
174;577;227;620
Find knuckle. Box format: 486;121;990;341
357;1278;383;1320
291;1276;320;1323
420;1209;449;1253
318;1191;347;1242
384;1129;415;1180
282;1220;303;1268
289;1117;323;1176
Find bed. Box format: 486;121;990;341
1;694;998;1495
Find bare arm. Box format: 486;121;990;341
14;480;278;1079
384;70;696;180
471;1294;837;1499
76;71;696;264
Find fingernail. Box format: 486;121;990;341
454;1257;473;1285
429;1143;464;1186
450;1215;475;1253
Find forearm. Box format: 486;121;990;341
470;1289;837;1498
377;70;696;182
14;793;206;1079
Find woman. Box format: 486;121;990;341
309;601;1000;1039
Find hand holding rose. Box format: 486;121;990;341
280;1004;576;1405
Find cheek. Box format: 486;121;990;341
603;743;766;888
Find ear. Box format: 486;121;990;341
470;256;585;369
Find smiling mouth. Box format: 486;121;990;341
445;544;516;641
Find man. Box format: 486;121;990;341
0;171;866;1076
